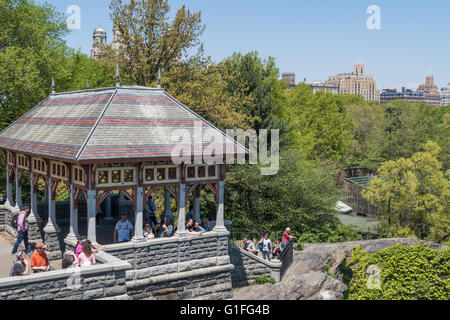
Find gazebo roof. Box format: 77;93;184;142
0;86;247;163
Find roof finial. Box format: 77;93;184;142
116;64;120;87
86;79;90;89
157;68;161;89
51;77;55;94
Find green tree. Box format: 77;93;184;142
222;52;291;146
362;141;450;241
108;0;204;86
282;84;354;163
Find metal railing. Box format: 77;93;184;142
280;239;294;279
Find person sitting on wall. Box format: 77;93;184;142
272;240;282;260
76;235;105;256
62;251;79;269
114;214;134;243
243;238;249;250
30;243;50;273
193;220;206;233
200;217;212;232
9;251;30;277
186;218;202;236
281;227;297;249
78;241;96;267
247;239;258;255
143;224;155;240
159;217;173;238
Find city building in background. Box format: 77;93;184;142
324;64;380;102
380;87;425;104
309;81;339;94
416;76;441;106
282;72;296;86
440;83;450;106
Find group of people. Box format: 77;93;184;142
243;227;297;262
10;235;104;277
114;197;214;243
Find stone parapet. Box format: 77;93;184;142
0;250;131;300
104;231;234;300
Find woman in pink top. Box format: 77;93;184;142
78;241;96;267
75;236;86;259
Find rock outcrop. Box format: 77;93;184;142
232;238;447;300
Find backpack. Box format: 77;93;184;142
11;213;19;229
258;240;264;251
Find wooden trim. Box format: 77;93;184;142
17;169;24;188
8;167;15;183
166;185;178;204
206;183;219;203
96;189;111;208
1;150;7;166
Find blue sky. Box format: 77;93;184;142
38;0;450;90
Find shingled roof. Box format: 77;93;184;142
0;86;247;162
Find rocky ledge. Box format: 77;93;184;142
231;238;447;300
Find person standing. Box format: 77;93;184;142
114;214;134;243
281;227;297;249
261;233;272;261
144;196;158;226
11;206;31;254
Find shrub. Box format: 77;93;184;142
255;275;275;285
341;243;450;300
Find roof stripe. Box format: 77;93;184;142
0;137;80;152
99;119;208;125
0;141;77;157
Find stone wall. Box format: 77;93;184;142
229;244;281;288
0;251;131;300
105;231;234;300
0;205;18;237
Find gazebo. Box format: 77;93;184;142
0;81;247;258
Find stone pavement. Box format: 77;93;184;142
0;232;16;278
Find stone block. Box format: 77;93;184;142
104;285;127;297
82;289;104;300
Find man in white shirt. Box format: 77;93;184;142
114;215;134;243
261;233;272;261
